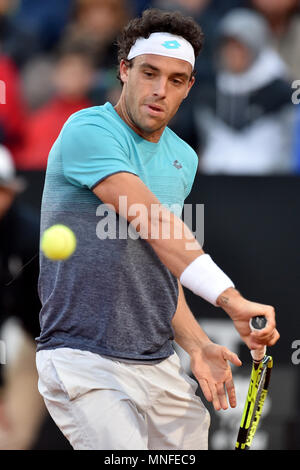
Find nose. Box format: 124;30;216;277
153;77;167;99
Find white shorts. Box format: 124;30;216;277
36;348;210;450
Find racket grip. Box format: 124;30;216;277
250;316;267;362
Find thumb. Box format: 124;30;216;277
222;347;242;367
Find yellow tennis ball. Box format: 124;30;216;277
41;224;76;260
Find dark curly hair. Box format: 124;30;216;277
116;8;204;82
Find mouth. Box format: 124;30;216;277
145;104;164;116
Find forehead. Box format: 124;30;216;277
132;54;193;76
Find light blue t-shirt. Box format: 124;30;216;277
36;102;198;361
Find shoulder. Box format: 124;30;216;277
61;103;125;141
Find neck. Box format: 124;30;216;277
114;97;164;143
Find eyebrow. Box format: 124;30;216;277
139;62;191;81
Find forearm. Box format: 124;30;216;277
147;206;204;277
172;281;212;357
137;204;235;306
94;173;235;305
216;287;244;317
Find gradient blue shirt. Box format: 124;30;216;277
36;102;198;361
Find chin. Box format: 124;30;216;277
143;116;166;130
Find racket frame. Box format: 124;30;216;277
235;354;273;450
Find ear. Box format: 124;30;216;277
185;75;195;99
119;59;130;85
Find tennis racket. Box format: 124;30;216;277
235;315;273;450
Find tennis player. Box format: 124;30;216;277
36;9;279;450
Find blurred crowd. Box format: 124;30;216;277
0;0;299;451
0;0;299;175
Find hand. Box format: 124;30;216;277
217;288;280;350
191;342;242;411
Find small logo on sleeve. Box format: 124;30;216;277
173;160;182;169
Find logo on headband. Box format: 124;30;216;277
161;40;181;50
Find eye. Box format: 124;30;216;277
143;71;154;78
172;78;183;86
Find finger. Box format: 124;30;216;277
252;328;275;342
266;329;280;347
209;383;221;411
264;307;276;330
222;348;242;367
216;382;228;410
249;333;266;350
249;328;280;350
225;378;237;408
198;379;212;403
251;308;276;339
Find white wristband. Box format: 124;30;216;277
179;254;235;306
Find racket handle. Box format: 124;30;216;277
249;316;267;362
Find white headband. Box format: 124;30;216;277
127;32;195;68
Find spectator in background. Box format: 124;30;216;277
20;54;56;112
250;0;300;80
16;45;95;170
61;0;130;104
0;145;71;450
63;0;130;68
20;0;130;114
206;0;249;16
131;0;152;15
0;0;38;69
195;8;294;175
0;144;42;449
13;0;73;54
0;52;27;168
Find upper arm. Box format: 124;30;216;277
60;119;138;190
60;118;171;237
92;172;165;232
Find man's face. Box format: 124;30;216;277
118;54;195;141
54;54;95;101
251;0;298;16
220;38;253;74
